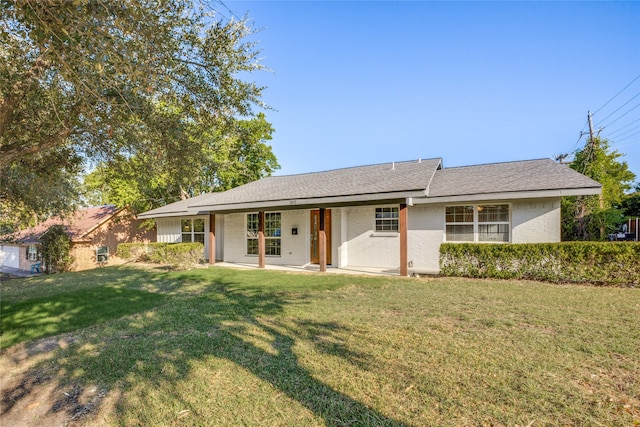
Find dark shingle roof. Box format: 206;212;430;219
140;159;442;217
138;157;601;218
192;158;442;206
427;158;601;197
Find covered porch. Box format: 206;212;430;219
206;202;413;277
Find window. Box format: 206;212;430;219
246;213;259;255
445;206;474;241
445;204;510;242
375;207;399;232
247;212;281;256
181;218;205;244
96;246;109;263
478;205;510;242
27;244;38;261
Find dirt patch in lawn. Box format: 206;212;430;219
0;334;116;426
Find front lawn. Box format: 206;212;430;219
1;266;638;426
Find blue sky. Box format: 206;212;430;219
226;1;640;182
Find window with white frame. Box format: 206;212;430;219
27;244;38;261
96;246;109;263
375;207;399;232
445;205;474;241
247;213;281;256
445;204;510;242
181;218;205;244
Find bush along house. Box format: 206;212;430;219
0;206;155;273
138;158;601;276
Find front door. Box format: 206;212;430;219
310;209;331;264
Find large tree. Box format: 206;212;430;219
561;137;636;240
83;112;279;213
620;183;640;218
0;0;266;225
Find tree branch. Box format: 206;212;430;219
0;56;48;138
0;127;72;167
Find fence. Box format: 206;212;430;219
628;217;639;241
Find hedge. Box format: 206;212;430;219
117;242;204;270
440;242;640;287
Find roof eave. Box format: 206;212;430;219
137;209;194;219
412;187;602;204
192;190;428;214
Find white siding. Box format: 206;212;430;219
155;198;563;272
407;205;445;273
156;218;182;243
337;208;348;268
343;206;399;269
512;198;561;243
223;210;308;265
156;215;212;259
215;215;225;261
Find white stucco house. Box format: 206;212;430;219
138;158;601;276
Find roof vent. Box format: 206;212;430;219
391;162;395;170
418;158;421;163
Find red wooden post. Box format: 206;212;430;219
319;208;326;272
258;211;265;268
208;214;215;265
399;203;408;277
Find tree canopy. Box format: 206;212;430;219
620;183;640;218
561;137;636;240
1;0;270;226
83;112;279;213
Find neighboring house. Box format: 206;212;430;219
138;158;601;276
0;206;156;272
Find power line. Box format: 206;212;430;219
599;102;640;129
604;117;640;138
614;128;640;144
592;73;640;115
593;91;640;127
567;118;590;154
607;122;640;140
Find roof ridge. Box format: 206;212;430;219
79;206;124;238
268;157;440;178
425;158;443;197
441;158;552;170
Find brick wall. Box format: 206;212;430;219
512;198;561;243
70;212;156;271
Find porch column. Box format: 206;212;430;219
319;207;326;272
208;214;216;265
258;211;265;268
399;203;408;277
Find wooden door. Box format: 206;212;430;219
310;209;331;264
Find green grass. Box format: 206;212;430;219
1;265;639;426
1;286;169;349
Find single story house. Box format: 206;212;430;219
0;205;156;272
138;158;601;276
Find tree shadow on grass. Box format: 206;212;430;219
0;286;169;350
1;270;408;426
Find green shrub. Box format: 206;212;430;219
116;243;150;261
41;224;73;274
162;242;204;270
440;242;640;287
116;242;203;270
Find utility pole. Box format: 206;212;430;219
587;110;594;143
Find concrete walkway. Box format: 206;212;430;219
209;262;405;277
0;266;43;280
